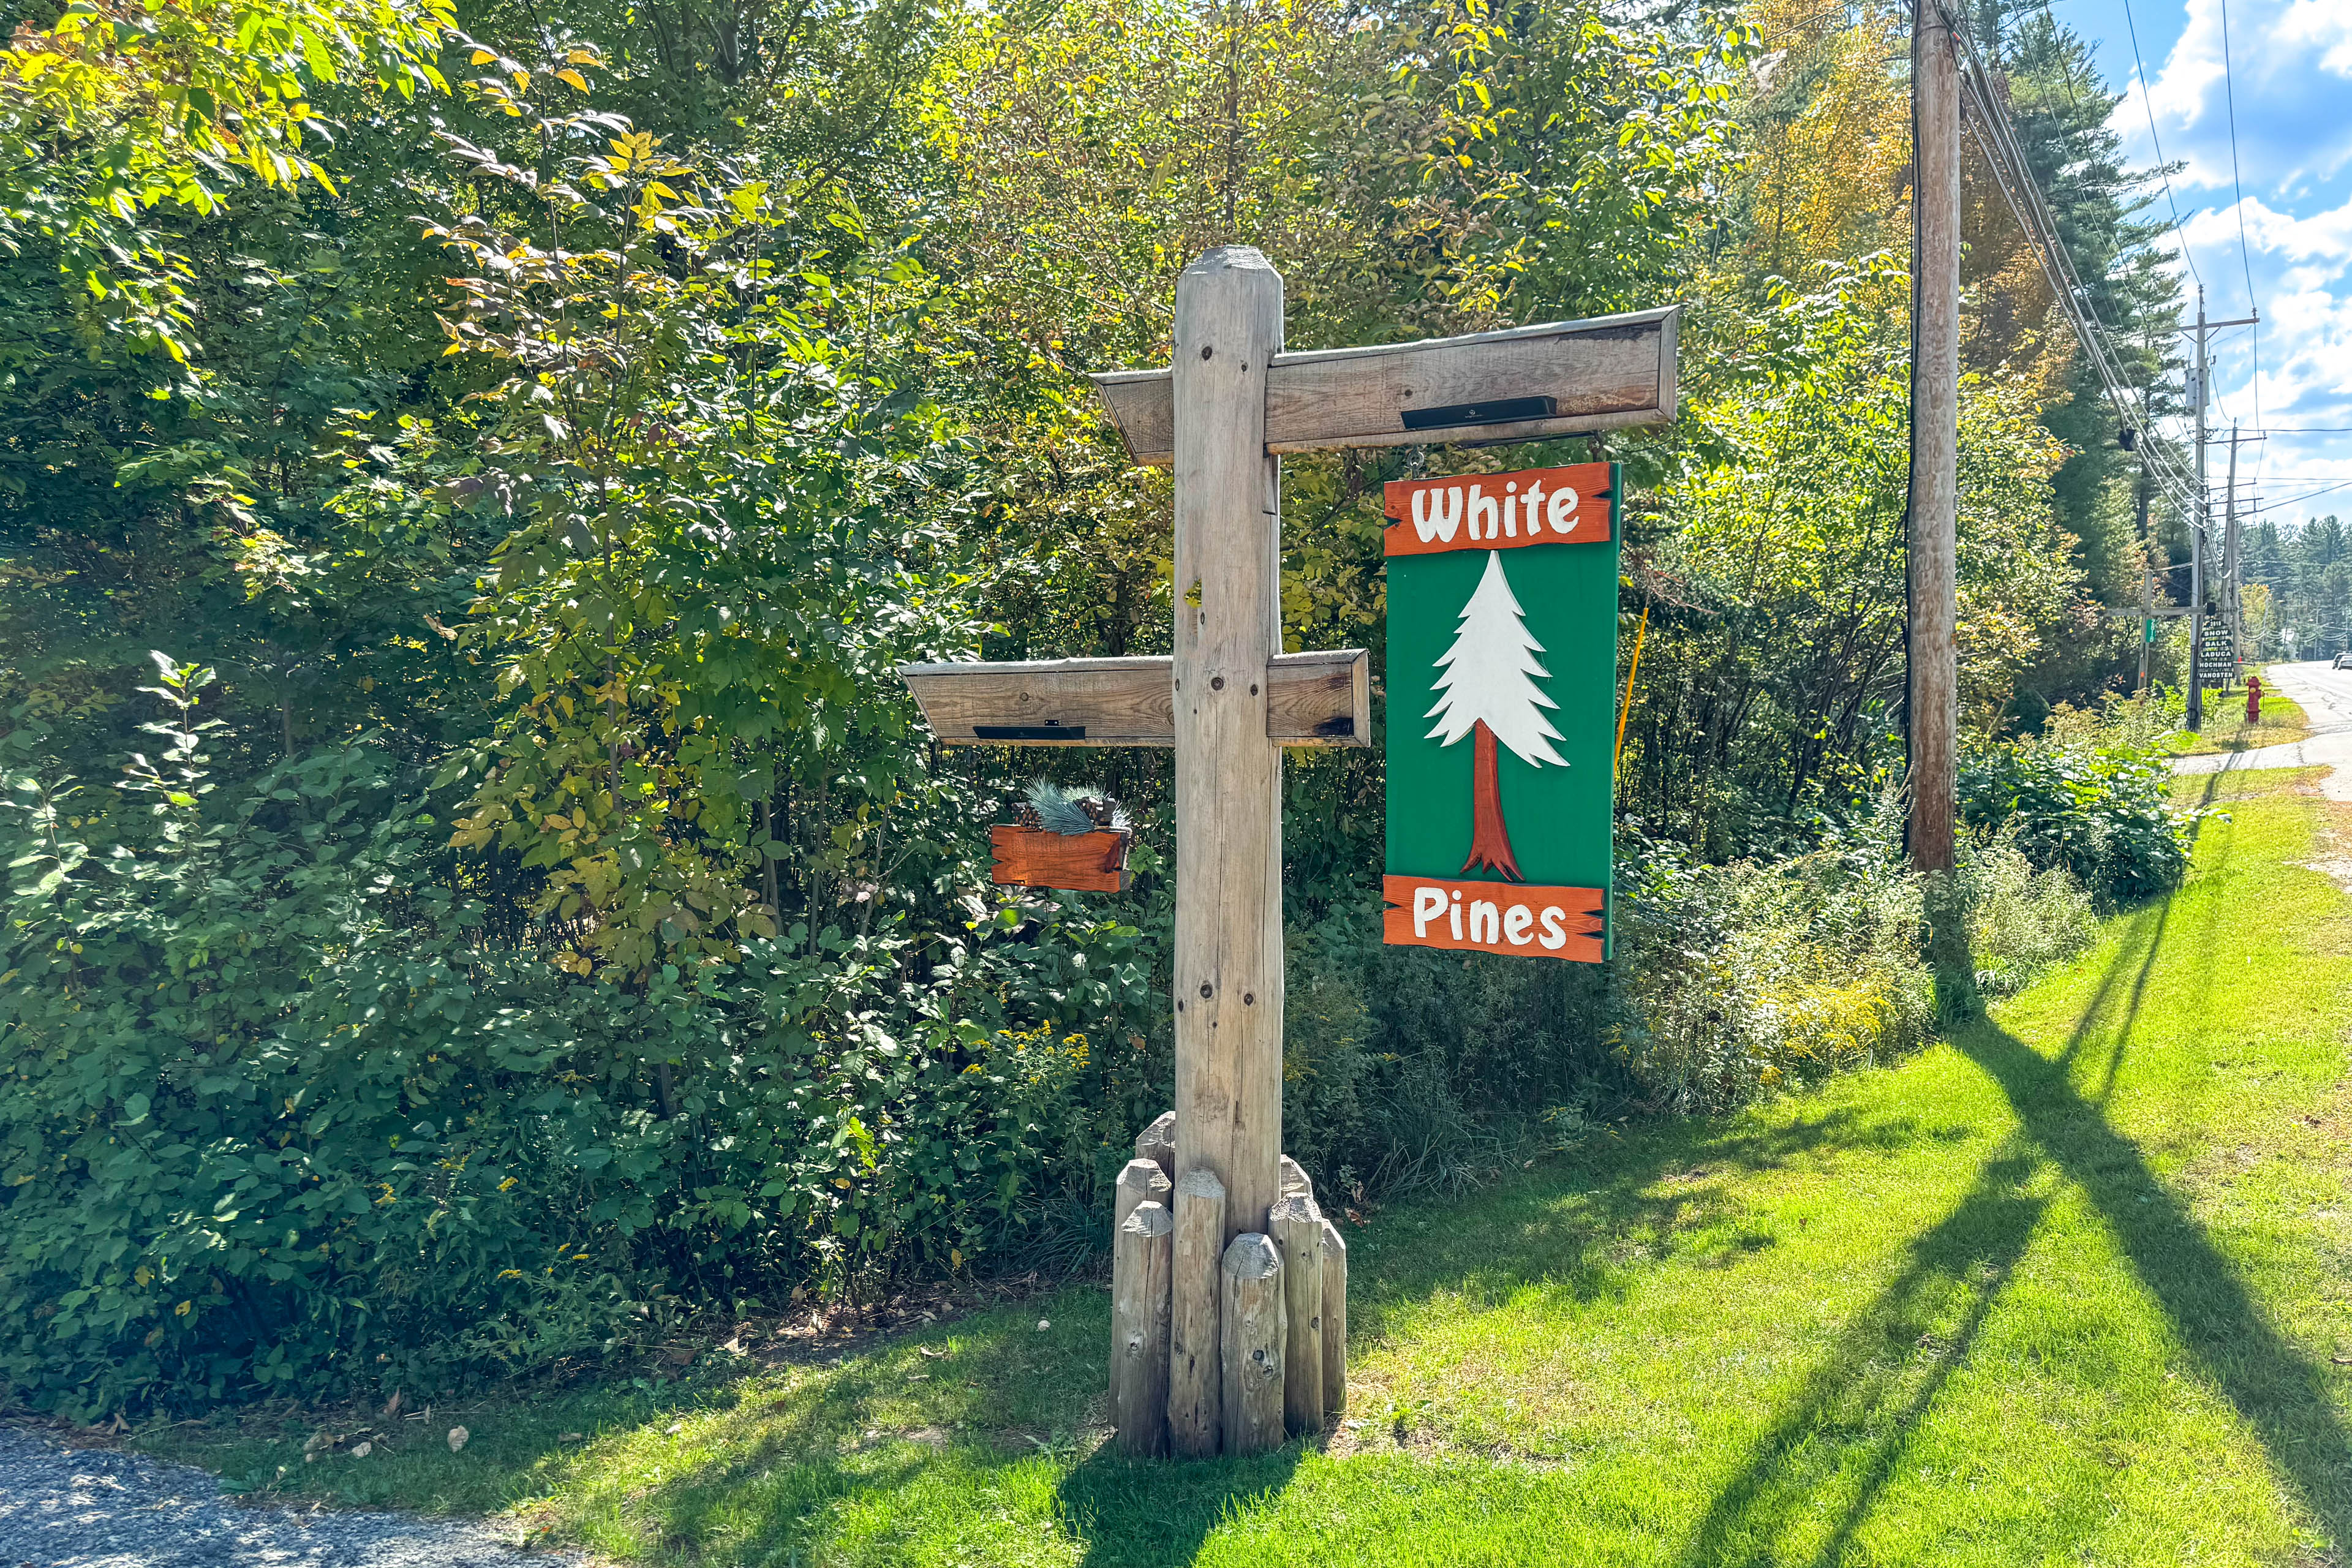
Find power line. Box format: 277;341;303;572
2243;480;2352;511
2217;0;2264;486
2119;0;2205;296
1947;28;2203;518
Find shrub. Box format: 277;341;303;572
0;659;2147;1420
0;662;1158;1418
1613;814;1933;1115
1958;728;2195;905
1964;835;2097;997
1277;916;1627;1202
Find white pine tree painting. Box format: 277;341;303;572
1425;551;1565;878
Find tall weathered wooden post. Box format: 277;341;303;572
1170;249;1287;1259
903;244;1679;1458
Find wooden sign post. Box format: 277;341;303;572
901;247;1678;1458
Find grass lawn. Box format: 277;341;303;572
2166;671;2309;756
129;767;2352;1566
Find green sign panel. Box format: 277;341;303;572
1381;463;1620;962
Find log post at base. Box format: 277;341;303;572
1111;1200;1174;1457
1278;1155;1311;1202
1219;1232;1286;1454
1172;247;1286;1253
1136;1112;1177;1182
1168;1168;1227;1457
1115;1157;1172;1235
1319;1216;1348;1419
1269;1196;1325;1436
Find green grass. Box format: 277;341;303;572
132;767;2352;1566
2165;673;2309;755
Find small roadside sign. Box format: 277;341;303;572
1380;462;1619;962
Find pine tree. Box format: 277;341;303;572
1425;552;1567;879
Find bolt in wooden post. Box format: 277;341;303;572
1269;1196;1325;1436
1172;247;1286;1251
1319;1216;1348;1419
1115;1156;1171;1235
1136;1112;1177;1182
1219;1231;1286;1455
1111;1199;1174;1457
1167;1167;1226;1457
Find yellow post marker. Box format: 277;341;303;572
1614;601;1650;772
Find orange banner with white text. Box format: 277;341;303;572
1381;875;1605;963
1381;463;1614;558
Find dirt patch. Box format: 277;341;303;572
2290;782;2352;893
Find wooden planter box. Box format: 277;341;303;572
990;824;1133;892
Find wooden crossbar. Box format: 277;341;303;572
898;649;1370;748
1091;307;1679;467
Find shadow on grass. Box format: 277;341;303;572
1683;784;2352;1559
1674;1142;2048;1568
1057;1445;1303;1568
1961;1017;2352;1542
1345;1097;1951;1348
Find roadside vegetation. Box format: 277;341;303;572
126;766;2352;1566
2166;672;2313;757
0;0;2222;1433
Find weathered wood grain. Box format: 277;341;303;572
1111;1200;1174;1457
1278;1155;1311;1202
1319;1216;1348;1419
1910;6;1959;872
1167;1168;1226;1458
1172;247;1288;1261
1218;1232;1286;1455
899;649;1367;748
1114;1156;1172;1235
1090;307;1680;467
1269;1196;1325;1436
1135;1111;1176;1182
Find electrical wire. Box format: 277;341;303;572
2243;480;2352;511
1948;26;2204;521
2120;0;2205;296
2217;0;2265;492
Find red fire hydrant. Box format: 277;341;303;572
2246;674;2263;724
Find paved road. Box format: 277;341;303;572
0;1427;571;1568
2173;660;2352;801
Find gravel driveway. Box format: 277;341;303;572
0;1427;576;1567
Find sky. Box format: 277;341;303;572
2053;0;2351;532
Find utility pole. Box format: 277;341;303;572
2224;424;2242;685
2136;325;2155;698
1908;0;1959;876
2189;288;2208;729
2173;291;2258;727
2137;462;2154;696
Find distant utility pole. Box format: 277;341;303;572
2174;289;2257;729
2224;425;2243;680
1908;0;1959;875
2189;289;2208;729
2137;461;2154;696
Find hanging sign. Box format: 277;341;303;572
2195;625;2238;689
1381;462;1619;962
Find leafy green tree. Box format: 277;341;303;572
0;0;454;359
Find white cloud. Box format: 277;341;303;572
2160;196;2352;527
2106;0;2352;527
2275;0;2352;81
2115;0;2352;198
